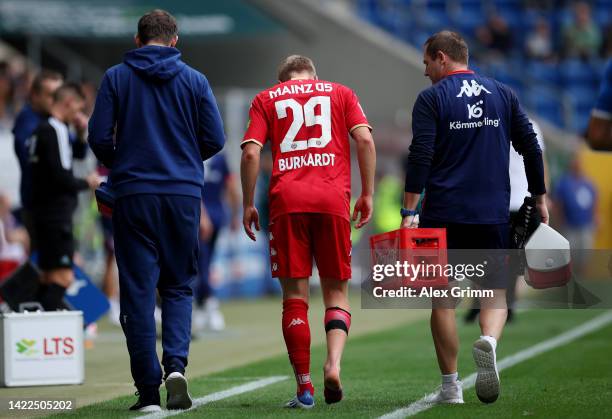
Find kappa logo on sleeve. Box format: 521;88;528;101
457;80;491;98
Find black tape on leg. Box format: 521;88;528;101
325;319;348;334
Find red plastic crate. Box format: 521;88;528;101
0;260;20;281
369;228;448;288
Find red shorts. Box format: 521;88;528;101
269;213;351;280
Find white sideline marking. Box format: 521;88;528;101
140;375;288;418
379;310;612;419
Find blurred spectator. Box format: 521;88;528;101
587;59;612;150
80;80;97;116
96;165;120;325
373;171;402;234
524;0;555;11
0;62;15;129
562;1;602;60
553;157;597;249
30;83;101;310
192;152;240;333
602;24;612;58
256;148;278;295
0;191;27;285
12;70;63;252
477;15;513;55
0;192;28;259
525;18;556;61
256;148;273;233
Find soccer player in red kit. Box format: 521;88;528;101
240;55;376;408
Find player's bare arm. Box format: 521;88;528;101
240;142;262;241
351;126;376;229
586;116;612;151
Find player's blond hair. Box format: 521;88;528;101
277;55;317;82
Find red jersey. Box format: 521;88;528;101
242;79;371;221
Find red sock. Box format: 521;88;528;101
282;298;314;396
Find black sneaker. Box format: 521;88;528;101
129;390;162;412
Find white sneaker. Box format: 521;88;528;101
473;338;500;403
85;323;98;340
154;306;162;325
165;372;193;410
108;298;121;327
192;307;208;332
427;381;464;404
205;298;225;331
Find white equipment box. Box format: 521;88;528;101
0;311;84;386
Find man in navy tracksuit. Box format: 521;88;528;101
13;70;63;249
401;32;548;405
88;10;224;412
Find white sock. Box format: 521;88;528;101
441;372;458;387
480;335;497;351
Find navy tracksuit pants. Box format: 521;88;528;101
113;194;200;391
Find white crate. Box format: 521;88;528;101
0;311;84;387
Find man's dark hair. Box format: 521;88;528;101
137;9;178;45
31;70;62;95
53;82;84;103
277;55;317;82
424;31;469;64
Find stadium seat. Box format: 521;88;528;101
489;61;524;87
559;60;599;90
566;86;598;112
411;30;432;48
493;0;524;30
525;87;565;127
565;86;598;133
593;2;611;27
526;61;560;85
570;110;591;134
449;1;485;36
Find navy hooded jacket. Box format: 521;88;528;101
88;45;225;199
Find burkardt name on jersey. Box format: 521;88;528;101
278;152;336;172
268;82;333;99
451;79;501;130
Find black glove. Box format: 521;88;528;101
510;196;541;249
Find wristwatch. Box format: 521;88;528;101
400;208;418;218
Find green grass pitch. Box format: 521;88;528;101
50;309;612;418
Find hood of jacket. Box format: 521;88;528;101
124;45;185;81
